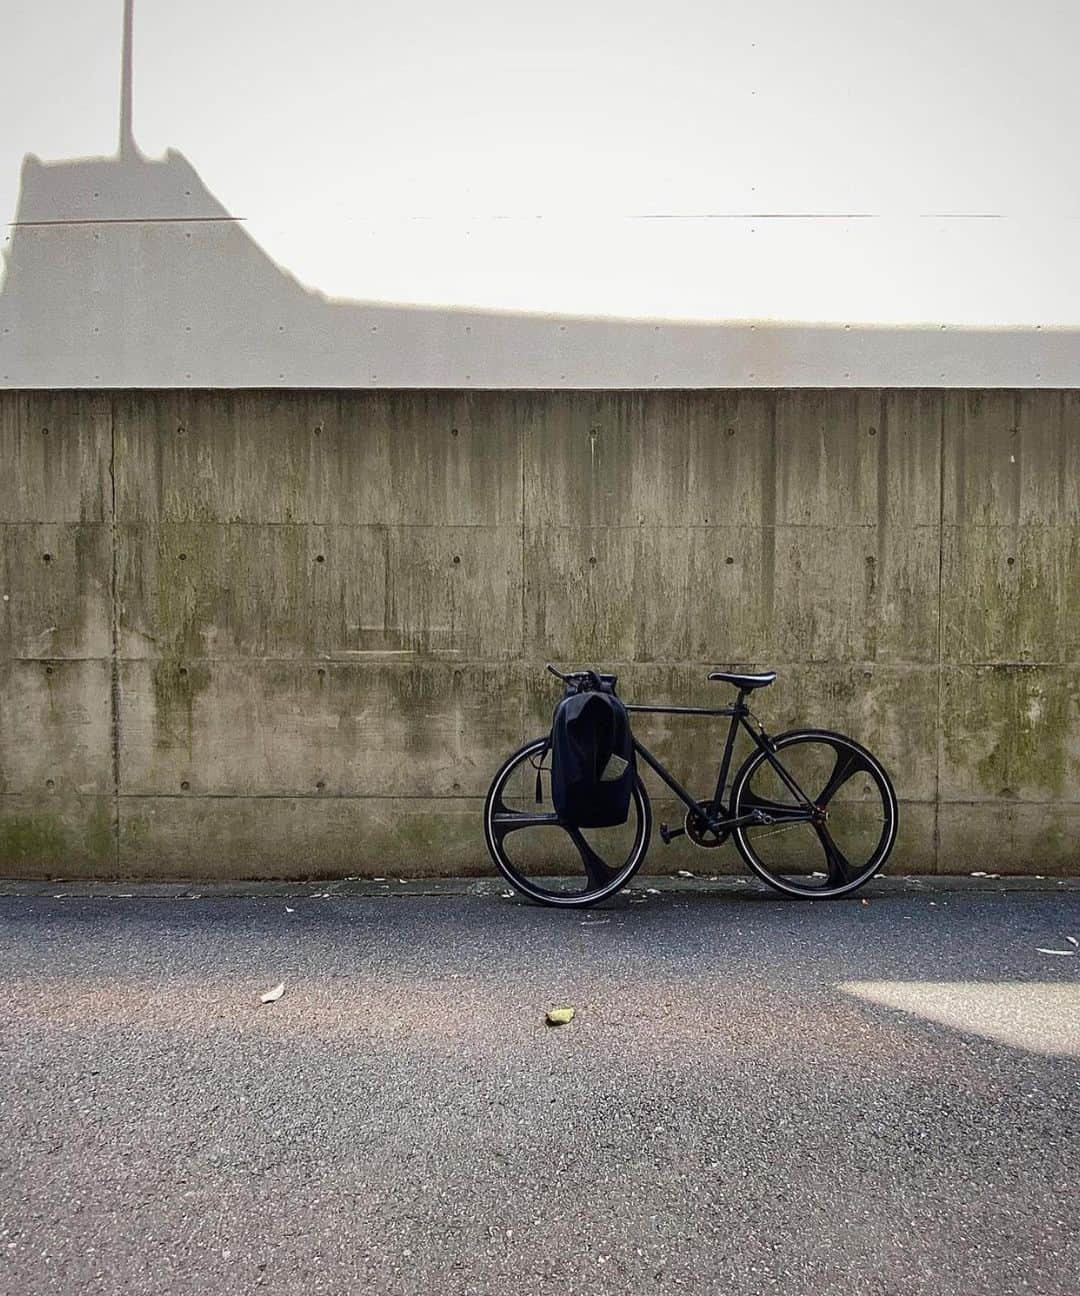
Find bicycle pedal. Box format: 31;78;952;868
659;822;686;844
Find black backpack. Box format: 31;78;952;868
547;673;636;828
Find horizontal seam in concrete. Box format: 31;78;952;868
936;798;1080;806
8;217;246;227
9;657;1079;668
8;520;1075;530
0;792;114;799
108;520;524;529
92;787;1000;798
112;793;489;802
96;520;939;529
12;788;930;800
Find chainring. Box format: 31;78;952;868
684;801;729;849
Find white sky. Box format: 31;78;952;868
4;0;1080;323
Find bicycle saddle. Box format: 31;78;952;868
707;670;776;690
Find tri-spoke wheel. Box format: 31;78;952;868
483;737;652;907
730;729;898;898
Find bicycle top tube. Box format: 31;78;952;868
624;703;741;716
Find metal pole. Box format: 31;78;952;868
119;0;135;156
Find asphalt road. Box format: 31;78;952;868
2;880;1079;1295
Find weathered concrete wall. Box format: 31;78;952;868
2;389;1078;879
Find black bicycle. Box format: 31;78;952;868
484;665;899;908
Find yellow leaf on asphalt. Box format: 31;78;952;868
260;982;285;1004
546;1007;575;1026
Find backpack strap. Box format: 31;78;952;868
535;733;551;804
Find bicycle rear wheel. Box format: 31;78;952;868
730;729;898;898
483;738;651;907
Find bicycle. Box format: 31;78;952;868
483;664;899;908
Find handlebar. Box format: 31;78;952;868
546;662;607;689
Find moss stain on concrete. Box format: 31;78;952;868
0;798;113;872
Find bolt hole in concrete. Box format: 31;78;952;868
42;552;52;564
726;426;735;437
450;427;459;437
1008;556;1016;566
44;666;53;676
316;554;325;564
178;553;187;561
176;425;185;435
316;781;326;791
589;555;597;566
313;425;322;436
869;426;878;436
317;668;326;678
178;667;188;677
40;426;48;436
452;555;461;566
180;781;190;791
725;556;734;565
45;779;54;790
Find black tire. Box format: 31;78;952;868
483;737;652;908
730;729;898;898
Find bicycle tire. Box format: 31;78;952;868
483;737;652;908
730;728;898;898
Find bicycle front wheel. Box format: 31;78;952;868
483;738;651;907
730;729;898;898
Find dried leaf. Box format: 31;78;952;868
676;870;694;879
1067;937;1079;948
546;1007;575;1026
285;907;295;914
645;887;661;895
1035;948;1076;956
260;982;286;1003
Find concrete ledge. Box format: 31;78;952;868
1;874;1077;900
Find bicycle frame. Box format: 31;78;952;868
625;694;816;832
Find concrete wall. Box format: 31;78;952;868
2;387;1078;879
